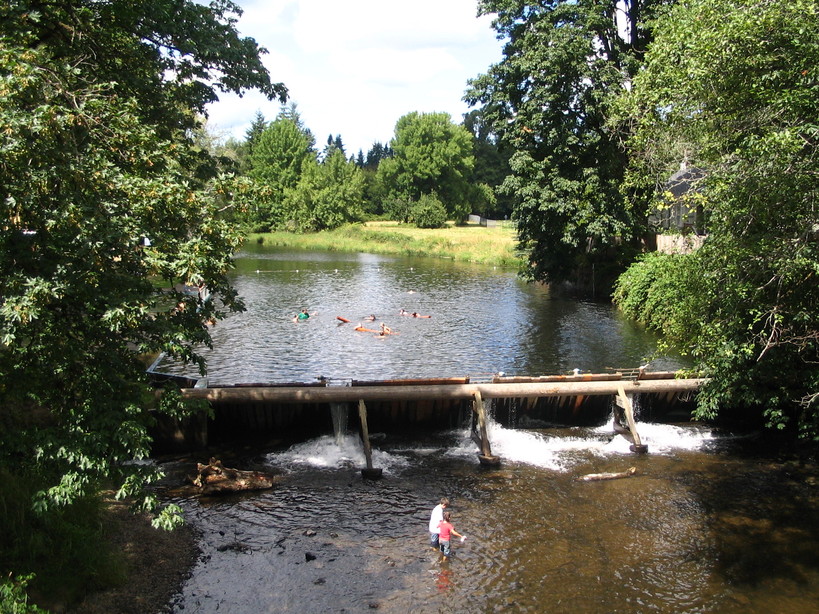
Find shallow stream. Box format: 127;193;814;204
164;420;819;613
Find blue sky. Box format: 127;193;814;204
205;0;504;156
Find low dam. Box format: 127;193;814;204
151;369;706;464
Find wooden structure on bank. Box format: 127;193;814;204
152;371;707;475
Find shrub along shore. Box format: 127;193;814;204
248;221;523;269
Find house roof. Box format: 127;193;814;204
665;165;705;198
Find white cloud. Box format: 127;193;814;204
206;0;503;155
290;0;493;50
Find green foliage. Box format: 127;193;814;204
282;149;366;231
0;0;286;600
1;42;239;512
0;0;285;138
462;108;511;218
467;0;668;286
0;471;126;607
363;141;393;171
410;194;448;229
383;196;414;224
613;252;702;351
616;0;819;437
377;112;476;221
1;574;47;614
236;110;269;172
248;115;316;229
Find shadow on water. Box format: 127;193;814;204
688;459;819;593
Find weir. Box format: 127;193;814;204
151;370;707;473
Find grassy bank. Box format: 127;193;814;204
247;221;524;268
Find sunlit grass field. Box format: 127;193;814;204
248;221;524;268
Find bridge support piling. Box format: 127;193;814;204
616;385;648;454
472;391;500;466
358;400;383;479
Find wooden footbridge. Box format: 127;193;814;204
151;369;707;475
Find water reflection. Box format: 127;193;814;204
159;247;686;384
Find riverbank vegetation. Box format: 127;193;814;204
250;221;522;268
469;0;818;441
611;0;819;438
238;108;503;233
1;0;284;609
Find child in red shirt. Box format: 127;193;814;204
437;510;464;561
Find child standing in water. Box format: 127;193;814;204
428;497;449;550
437;510;465;562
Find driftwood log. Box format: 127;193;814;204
190;458;277;495
576;466;638;482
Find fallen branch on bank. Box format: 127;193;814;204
576;466;638;482
190;457;277;495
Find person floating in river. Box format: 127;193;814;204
437;510;465;562
364;314;377;321
293;309;310;323
380;322;393;335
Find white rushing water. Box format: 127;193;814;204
445;419;718;470
266;434;413;475
266;419;719;475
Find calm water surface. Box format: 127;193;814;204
159;247;819;613
158;246;684;383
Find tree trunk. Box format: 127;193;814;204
191;458;276;495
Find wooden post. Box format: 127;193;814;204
616;384;648;454
358;399;382;479
474;391;500;466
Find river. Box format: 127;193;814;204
156;246;685;383
157;248;819;613
165;422;819;613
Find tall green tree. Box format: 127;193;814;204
320;133;347;162
248;114;315;230
358;142;393;215
236;110;269;172
462;108;511;219
283;149;366;231
278;101;316;149
0;0;285;543
466;0;668;287
614;0;819;437
377;111;482;221
364;141;393;170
